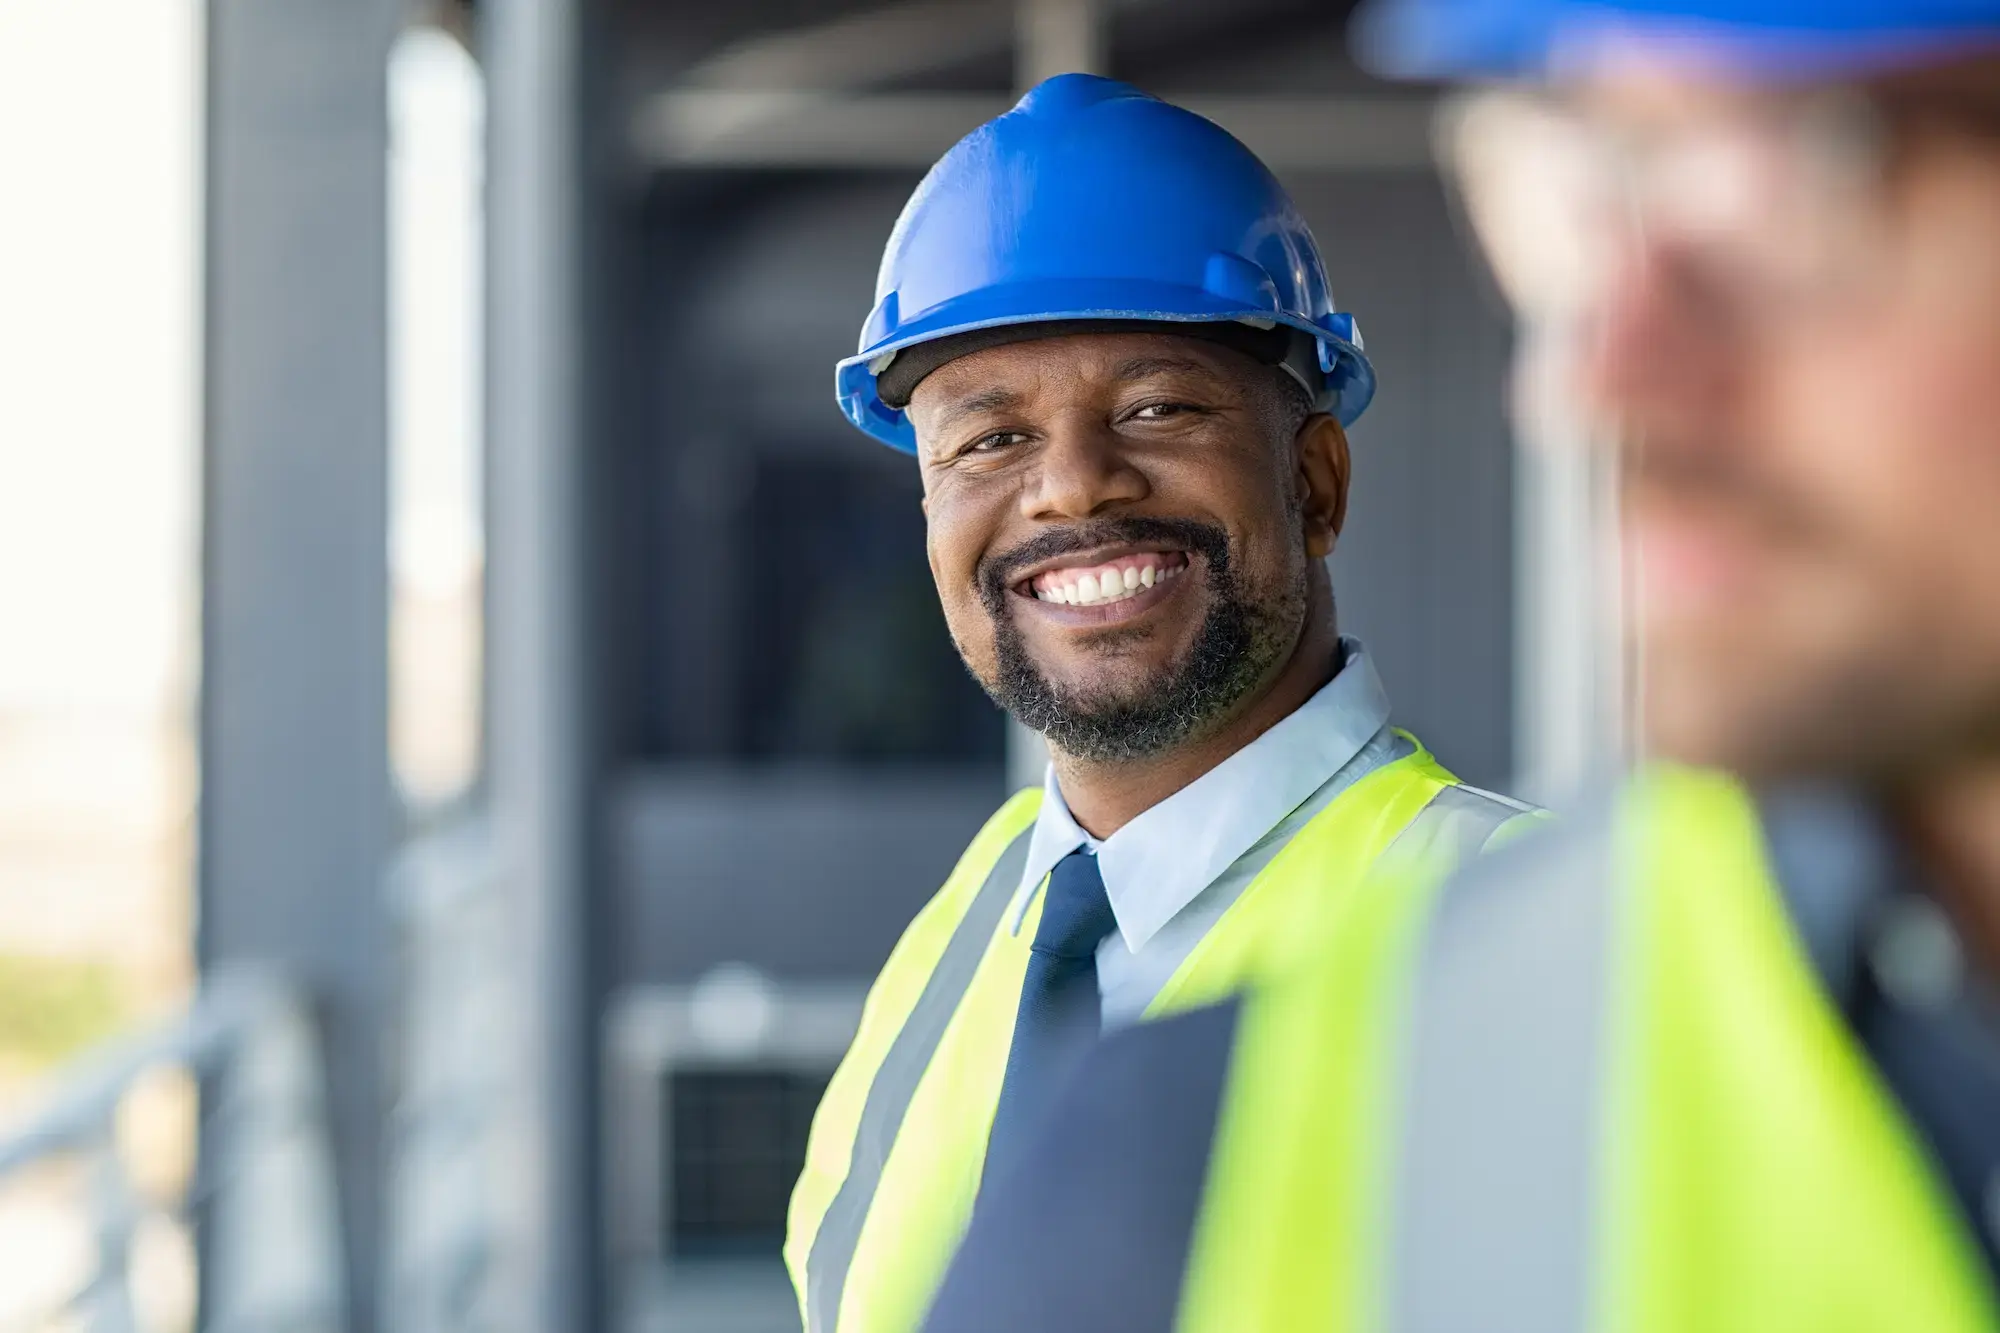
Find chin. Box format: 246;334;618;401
1640;648;1913;785
1642;686;1762;774
1041;660;1172;705
1635;626;1804;776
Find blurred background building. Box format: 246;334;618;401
0;1;1614;1330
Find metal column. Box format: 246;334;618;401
200;0;405;1325
1511;325;1629;804
485;0;593;1327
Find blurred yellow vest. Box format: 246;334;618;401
1181;767;1999;1333
785;737;1532;1333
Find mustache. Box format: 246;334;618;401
1621;433;1829;546
976;515;1232;613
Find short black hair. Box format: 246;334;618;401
1265;366;1316;445
878;319;1323;412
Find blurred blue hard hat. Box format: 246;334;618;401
836;74;1376;453
1354;0;2000;79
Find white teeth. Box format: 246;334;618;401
1034;559;1187;608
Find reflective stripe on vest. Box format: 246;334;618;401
1180;768;2000;1333
789;738;1523;1333
785;790;1044;1333
1380;779;1543;873
805;829;1032;1333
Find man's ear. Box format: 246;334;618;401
1296;414;1351;560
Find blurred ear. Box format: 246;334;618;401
1296;414;1350;560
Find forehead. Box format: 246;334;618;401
907;330;1256;413
1571;52;2000;148
1568;58;1797;131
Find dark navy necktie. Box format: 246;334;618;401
984;848;1119;1180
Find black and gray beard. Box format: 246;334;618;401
970;515;1304;763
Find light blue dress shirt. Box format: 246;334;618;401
1010;635;1406;1028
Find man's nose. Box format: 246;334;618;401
1021;420;1150;523
1576;242;1738;444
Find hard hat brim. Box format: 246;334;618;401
837;277;1375;453
1353;0;2000;80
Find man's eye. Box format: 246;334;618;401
967;431;1027;453
1133;402;1195;420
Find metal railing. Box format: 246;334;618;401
381;814;536;1333
0;968;345;1333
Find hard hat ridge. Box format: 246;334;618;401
835;73;1376;452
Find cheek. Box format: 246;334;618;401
1159;451;1300;579
1874;363;2000;660
1836;177;2000;583
1757;292;2000;637
923;491;1002;662
1241;478;1315;590
937;585;997;674
922;483;982;584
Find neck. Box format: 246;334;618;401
1050;603;1341;840
1889;758;2000;977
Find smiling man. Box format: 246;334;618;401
783;73;1538;1333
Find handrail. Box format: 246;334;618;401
0;965;346;1333
0;969;269;1178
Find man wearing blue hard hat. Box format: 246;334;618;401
785;73;1537;1333
922;6;2000;1333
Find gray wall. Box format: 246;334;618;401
1296;173;1516;791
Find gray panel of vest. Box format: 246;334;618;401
1387;805;1618;1333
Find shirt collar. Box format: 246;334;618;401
1013;636;1393;951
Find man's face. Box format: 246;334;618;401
1565;66;2000;781
907;331;1348;763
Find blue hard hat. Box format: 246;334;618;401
836;74;1376;453
1353;0;2000;79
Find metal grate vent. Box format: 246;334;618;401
667;1069;830;1258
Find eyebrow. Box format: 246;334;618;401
1111;355;1220;383
924;352;1226;448
930;385;1024;433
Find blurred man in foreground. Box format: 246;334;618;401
923;5;2000;1331
786;73;1536;1333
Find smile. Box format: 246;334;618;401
1016;549;1192;608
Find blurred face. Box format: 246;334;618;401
1465;61;2000;781
907;332;1348;763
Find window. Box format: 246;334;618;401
388;25;486;814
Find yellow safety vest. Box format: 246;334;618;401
785;734;1534;1333
1181;766;2000;1333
